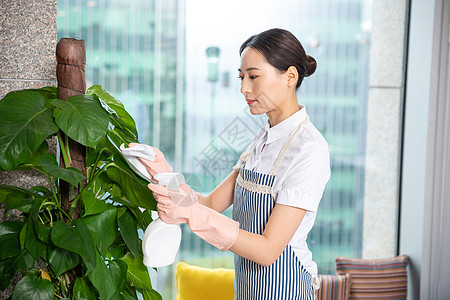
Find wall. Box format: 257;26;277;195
399;0;435;298
0;1;56;296
400;0;450;299
421;0;450;296
0;0;57;190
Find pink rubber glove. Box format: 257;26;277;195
128;143;173;181
149;183;240;252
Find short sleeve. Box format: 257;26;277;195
276;143;330;212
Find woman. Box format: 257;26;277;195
138;28;330;299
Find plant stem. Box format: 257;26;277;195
46;206;53;226
72;162;113;206
89;147;106;182
94;187;104;198
46;174;59;204
38;214;45;225
57;131;71;168
99;191;108;199
44;173;64;220
40;201;72;222
65;133;72;165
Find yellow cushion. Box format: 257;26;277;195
176;261;235;300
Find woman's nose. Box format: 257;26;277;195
240;79;251;96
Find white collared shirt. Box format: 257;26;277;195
242;105;330;276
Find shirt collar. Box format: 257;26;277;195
264;105;307;145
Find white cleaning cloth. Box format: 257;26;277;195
120;144;155;182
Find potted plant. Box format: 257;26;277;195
0;85;161;299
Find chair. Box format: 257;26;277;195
335;255;409;299
315;273;352;300
175;261;235;300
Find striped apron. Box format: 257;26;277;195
233;116;314;300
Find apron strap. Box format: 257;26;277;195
233;115;309;175
232;127;266;172
269;115;309;176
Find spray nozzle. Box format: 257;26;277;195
153;172;185;191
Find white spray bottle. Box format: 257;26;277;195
120;144;182;268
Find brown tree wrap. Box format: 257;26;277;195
56;38;86;99
56;38;87;219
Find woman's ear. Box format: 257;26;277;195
286;66;298;88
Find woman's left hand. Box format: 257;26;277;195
128;143;173;180
148;182;240;251
149;183;198;224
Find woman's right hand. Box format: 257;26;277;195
128;143;173;181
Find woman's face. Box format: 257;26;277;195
238;47;289;116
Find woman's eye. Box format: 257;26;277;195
238;75;258;80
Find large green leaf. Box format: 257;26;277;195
142;289;162;300
47;242;81;277
24;198;46;260
87;85;138;137
109;244;125;260
27;86;57;100
0;184;32;203
50;220;96;270
121;285;138;299
109;259;128;291
81;190;111;217
72;277;97;300
96;131;123;159
120;252;152;290
15;140;49;170
112;197;152;230
86;146;112;167
107;157;156;210
0;221;25;260
0;249;34;290
36;223;50;244
109;127;139;145
87;252;116;300
117;209;140;257
25;218;46;261
110;290;135;300
97;170;116;191
29;186;53;198
52;95;109;148
12;274;54;300
0;90;58;170
81;207;118;256
5;194;33;213
19;223;28;249
40;153;86;186
25;195;50;246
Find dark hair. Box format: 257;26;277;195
240;28;317;89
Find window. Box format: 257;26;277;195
58;0;372;297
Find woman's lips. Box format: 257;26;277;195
246;99;257;105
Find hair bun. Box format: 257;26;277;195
304;55;317;77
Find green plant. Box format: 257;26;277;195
0;85;161;299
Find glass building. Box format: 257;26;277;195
57;0;372;297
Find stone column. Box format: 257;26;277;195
0;1;56;296
362;0;409;259
0;0;57;190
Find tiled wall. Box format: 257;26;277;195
0;0;57;210
0;0;57;98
